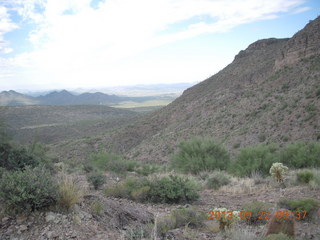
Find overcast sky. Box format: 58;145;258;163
0;0;319;91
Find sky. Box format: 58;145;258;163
0;0;319;91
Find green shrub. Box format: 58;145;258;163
170;138;230;174
105;175;200;204
296;170;314;184
171;207;206;228
105;177;150;199
88;172;106;190
279;142;320;168
0;166;58;212
105;183;129;198
0;142;39;171
90;152;137;174
242;201;272;225
148;175;200;204
155;207;206;238
131;186;151;201
278;198;319;221
205;171;231;190
262;233;294;240
0;141;51;171
135;163;162;176
308;169;320;189
231;144;278;177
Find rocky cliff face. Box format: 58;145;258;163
275;17;320;70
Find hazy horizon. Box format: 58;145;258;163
0;0;319;91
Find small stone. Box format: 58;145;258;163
45;212;56;222
2;217;9;223
47;230;59;239
73;215;81;224
19;224;28;232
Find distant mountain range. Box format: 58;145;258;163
0;89;166;106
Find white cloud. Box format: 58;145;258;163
0;0;307;89
0;5;18;54
292;6;310;14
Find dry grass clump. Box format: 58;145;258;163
220;176;255;194
57;173;86;210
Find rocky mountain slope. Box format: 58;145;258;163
53;17;320;163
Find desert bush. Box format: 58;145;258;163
105;183;129;198
171;207;206;228
154;207;206;238
270;163;288;183
230;144;278;177
148;175;200;204
87;172;106;190
308;169;320;189
279;142;320;168
135;163;162;176
0;141;52;171
296;170;314;184
242;201;272;225
90;152;137;174
105;177;150;199
57;174;84;210
205;171;231;190
155;215;177;238
0;166;58;212
105;175;200;204
278;198;320;221
170;137;230;174
262;233;294;240
131;186;151;201
0;142;39;171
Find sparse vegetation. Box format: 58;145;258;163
205;171;231;190
170;138;230;174
90;152;137;174
105;174;200;204
134;163;163;176
154;207;206;238
296;170;314;184
91;201;104;216
242;201;272;225
278;198;320;221
87;172;106;189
